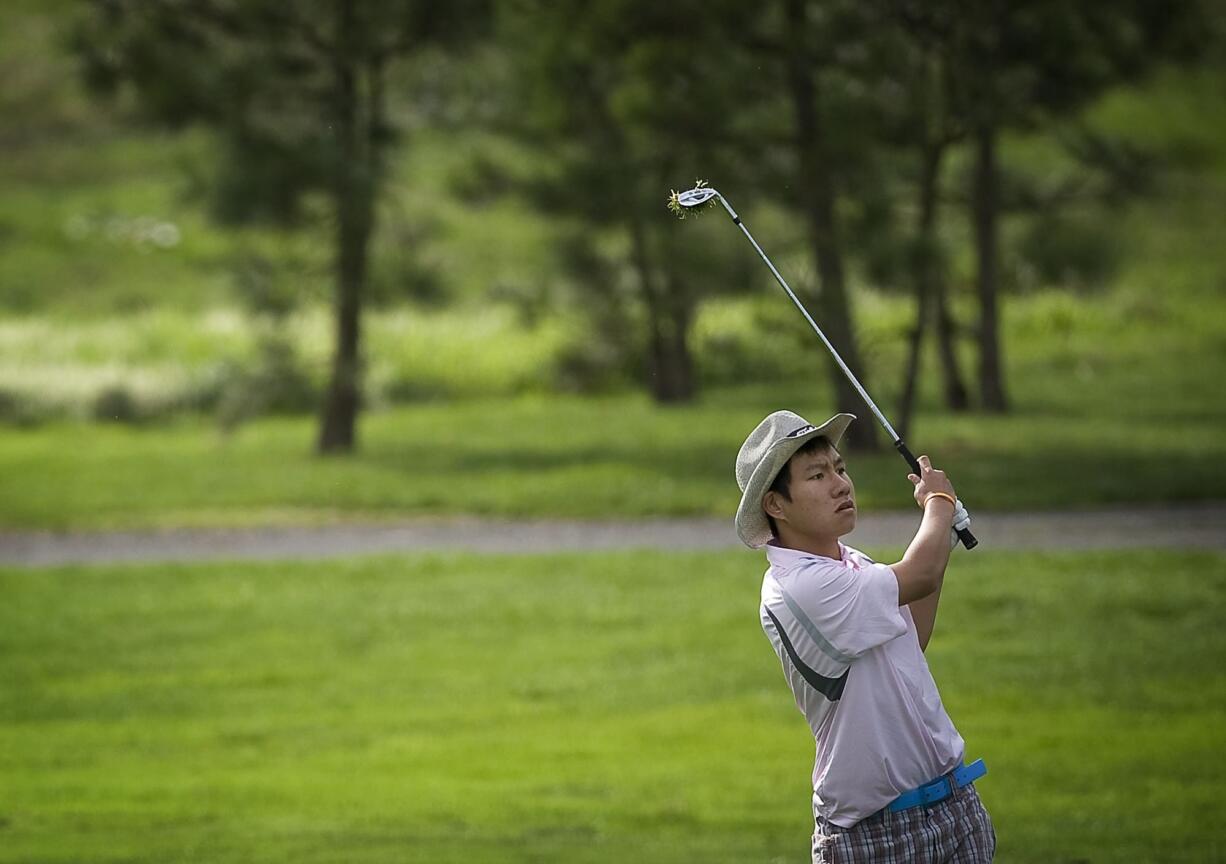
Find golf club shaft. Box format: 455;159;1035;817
713;195;979;550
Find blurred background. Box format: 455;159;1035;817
2;1;1224;862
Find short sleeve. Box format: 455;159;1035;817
777;560;908;661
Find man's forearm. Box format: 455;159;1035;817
891;498;956;605
900;499;953;651
903;499;955;583
909;571;944;651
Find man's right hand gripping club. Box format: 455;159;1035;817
892;455;968;606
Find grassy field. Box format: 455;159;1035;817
3;204;1223;529
2;549;1224;863
2;321;1225;531
3;13;1223;864
2;6;1224;531
2;192;1224;532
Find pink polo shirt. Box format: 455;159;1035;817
760;541;965;828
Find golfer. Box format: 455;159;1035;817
736;409;994;863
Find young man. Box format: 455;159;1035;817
735;409;994;863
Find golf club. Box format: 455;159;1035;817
670;183;978;550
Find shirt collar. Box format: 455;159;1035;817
765;540;851;569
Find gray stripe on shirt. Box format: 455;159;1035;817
777;583;854;666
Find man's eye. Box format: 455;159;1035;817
811;473;823;480
837;467;846;475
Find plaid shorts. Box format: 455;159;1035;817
812;782;995;864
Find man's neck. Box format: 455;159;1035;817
778;531;841;561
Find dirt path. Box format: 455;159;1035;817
2;503;1223;567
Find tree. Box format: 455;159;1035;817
943;0;1211;412
870;0;1215;417
77;0;489;451
782;1;973;437
774;0;884;449
874;9;973;428
502;0;759;403
888;46;971;437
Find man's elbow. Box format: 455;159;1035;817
892;560;942;605
914;569;942;601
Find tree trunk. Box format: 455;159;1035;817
972;121;1009;412
897;309;925;444
318;1;378;453
630;218;694;403
783;0;880;450
933;279;970;411
900;137;971;428
659;266;697;403
897;143;944;441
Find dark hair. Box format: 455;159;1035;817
765;435;836;538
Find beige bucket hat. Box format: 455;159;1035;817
735;409;856;548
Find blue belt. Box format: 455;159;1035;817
887;759;987;813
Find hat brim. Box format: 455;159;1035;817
735;413;856;548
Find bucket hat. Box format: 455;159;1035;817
735;410;855;548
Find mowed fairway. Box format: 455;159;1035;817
3;549;1224;863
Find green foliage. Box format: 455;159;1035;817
74;0;492;225
91;385;143;424
72;0;500;450
214;338;320;432
2;550;1223;862
0;389;42;427
0;305;580;427
0;293;1223;529
1014;212;1121;292
502;1;765;401
1;4;1224;439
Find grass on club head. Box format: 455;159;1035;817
2;548;1224;863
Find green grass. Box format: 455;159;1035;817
1;194;1223;530
2;549;1224;862
2;5;1225;530
0;392;1219;530
0;5;564;318
1;305;1224;530
0;305;574;422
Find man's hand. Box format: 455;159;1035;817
896;455;962;649
893;455;958;606
949;499;971;549
907;454;956;509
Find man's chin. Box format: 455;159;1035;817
836;509;857;536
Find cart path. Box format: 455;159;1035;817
1;503;1223;567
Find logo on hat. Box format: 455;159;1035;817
786;424;818;438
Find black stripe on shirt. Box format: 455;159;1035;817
765;606;849;702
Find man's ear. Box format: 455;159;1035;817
763;490;787;521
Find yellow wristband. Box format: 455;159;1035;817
923;491;957;510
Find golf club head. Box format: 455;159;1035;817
675;187;720;208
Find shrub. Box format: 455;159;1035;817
550;334;633;395
215;336;319;431
0;388;44;426
92;385;142;423
1016;214;1121;292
